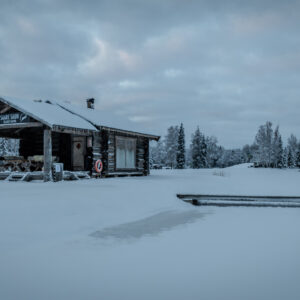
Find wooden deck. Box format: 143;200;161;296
177;194;300;208
0;170;144;181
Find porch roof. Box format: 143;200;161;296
0;96;97;132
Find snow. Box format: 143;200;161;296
58;100;160;137
0;96;96;131
0;96;159;137
1;164;300;300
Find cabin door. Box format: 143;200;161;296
72;136;86;171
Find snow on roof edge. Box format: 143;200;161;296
0;96;97;131
0;96;51;128
0;96;160;139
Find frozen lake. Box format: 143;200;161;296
1;165;300;299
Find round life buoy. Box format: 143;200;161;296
94;159;103;173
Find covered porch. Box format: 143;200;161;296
0;97;96;181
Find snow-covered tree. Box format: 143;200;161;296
0;138;19;156
287;134;298;168
217;149;243;168
185;147;192;168
176;123;185;169
206;136;221;168
282;147;288;168
152;121;300;170
242;144;252;163
296;144;300;168
271;126;283;168
199;133;207;168
190;127;202;168
150;140;166;167
164;126;179;168
254;121;273;167
0;138;8;156
287;148;293;167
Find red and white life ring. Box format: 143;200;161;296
94;159;103;173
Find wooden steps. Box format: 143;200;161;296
0;171;43;182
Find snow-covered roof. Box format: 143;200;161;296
58;101;160;140
0;96;97;131
0;96;160;139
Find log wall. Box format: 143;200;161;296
18;128;150;176
92;130;150;176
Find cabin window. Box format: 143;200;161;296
116;136;136;169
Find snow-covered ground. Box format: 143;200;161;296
1;164;300;300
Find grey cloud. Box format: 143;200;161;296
1;0;300;147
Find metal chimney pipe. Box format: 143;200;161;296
86;98;95;109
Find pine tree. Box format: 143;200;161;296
199;133;207;168
296;143;300;168
176;123;185;169
265;121;273;167
287;134;298;168
296;145;300;168
277;134;283;168
191;127;202;168
282;147;288;168
288;148;293;168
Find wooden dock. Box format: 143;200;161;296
177;194;300;208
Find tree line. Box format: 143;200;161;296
248;121;300;168
151;123;244;169
150;121;300;169
1;121;299;169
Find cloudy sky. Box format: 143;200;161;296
1;0;300;147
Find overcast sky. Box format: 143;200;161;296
1;0;300;147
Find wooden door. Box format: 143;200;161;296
72;136;86;171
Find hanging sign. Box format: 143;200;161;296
0;113;31;125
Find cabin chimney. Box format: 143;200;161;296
86;98;95;109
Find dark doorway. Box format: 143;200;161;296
52;132;72;171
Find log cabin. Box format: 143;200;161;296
0;96;160;181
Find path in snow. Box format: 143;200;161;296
90;210;207;240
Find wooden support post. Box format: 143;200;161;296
43;128;52;182
145;139;150;175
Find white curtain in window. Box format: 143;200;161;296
116;147;126;169
126;149;135;168
116;137;136;169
